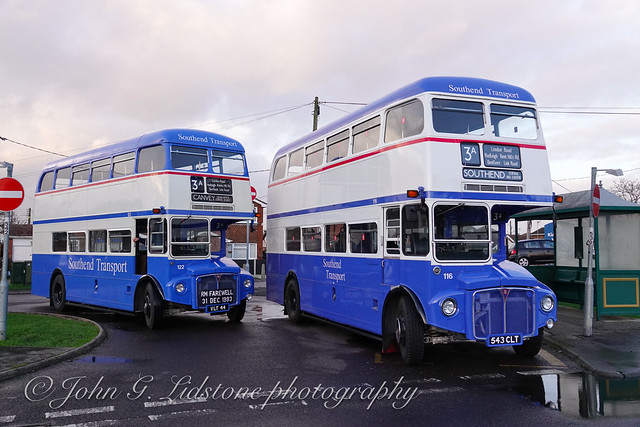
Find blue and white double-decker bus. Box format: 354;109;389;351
32;129;255;328
266;77;557;364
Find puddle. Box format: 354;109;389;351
73;355;133;364
248;304;287;321
518;372;640;418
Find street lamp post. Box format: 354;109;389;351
584;167;623;337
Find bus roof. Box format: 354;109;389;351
41;128;245;171
275;76;536;158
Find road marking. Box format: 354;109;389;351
538;349;566;368
459;373;505;380
0;416;15;424
148;408;216;421
249;400;308;409
144;398;208;408
419;387;465;395
59;420;119;426
517;369;567;376
499;364;562;368
45;406;115;419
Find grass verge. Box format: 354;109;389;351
0;313;99;348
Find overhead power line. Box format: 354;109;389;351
3;104;640;159
0;135;67;157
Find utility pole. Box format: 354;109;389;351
312;97;320;131
0;162;14;340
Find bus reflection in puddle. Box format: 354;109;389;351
518;372;640;418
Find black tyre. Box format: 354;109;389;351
518;257;530;267
227;299;247;323
513;328;544;357
143;282;163;329
51;275;67;312
394;295;424;365
284;278;302;323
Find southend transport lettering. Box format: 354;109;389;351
177;133;239;148
323;258;346;282
68;257;128;276
448;84;521;100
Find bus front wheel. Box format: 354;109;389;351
394;295;424;365
284;278;302;323
143;283;163;329
227;299;246;322
513;328;544;357
51;275;67;312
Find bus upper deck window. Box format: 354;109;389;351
490;104;537;139
171;145;209;172
432;99;484;136
137;145;166;173
55;167;71;189
353;116;381;154
305;141;325;169
72;164;90;186
272;156;286;181
287;149;303;176
113;152;135;178
91;159;111;182
384;100;424;142
212;151;246;176
326;130;349;163
39;171;54;192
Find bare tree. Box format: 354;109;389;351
609;178;640;204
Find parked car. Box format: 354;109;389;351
508;239;554;266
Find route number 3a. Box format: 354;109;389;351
460;143;481;166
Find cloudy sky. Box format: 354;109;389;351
1;0;639;221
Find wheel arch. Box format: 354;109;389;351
381;285;427;352
282;270;299;315
134;275;164;311
48;268;65;297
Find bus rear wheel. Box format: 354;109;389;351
51;275;67;312
143;283;163;329
284;278;302;323
227;299;246;322
394;295;424;365
513;328;544;357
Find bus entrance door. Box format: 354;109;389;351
383;207;402;287
135;219;148;275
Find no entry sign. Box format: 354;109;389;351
592;184;600;218
0;177;24;212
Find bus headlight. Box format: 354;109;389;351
243;279;252;288
441;298;457;317
175;283;186;294
541;295;554;313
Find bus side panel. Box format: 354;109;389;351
274;252;386;335
31;253;53;298
266;252;284;304
31;253;137;311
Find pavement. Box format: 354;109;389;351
1;280;639;381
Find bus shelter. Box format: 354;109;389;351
512;188;640;317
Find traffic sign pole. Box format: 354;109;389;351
0;162;16;341
584;167;598;337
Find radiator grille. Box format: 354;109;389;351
473;288;535;339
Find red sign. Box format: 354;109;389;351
592;184;600;218
251;186;257;201
0;177;24;212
